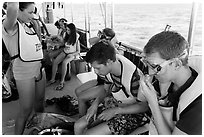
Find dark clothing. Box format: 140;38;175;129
105;60;140;98
176;95;202;135
154;67;202;135
96;75;105;85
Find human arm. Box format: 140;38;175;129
89;37;100;46
140;77;172;134
31;19;42;42
115;100;149;114
71;39;80;56
85;83;111;122
3;2;18;33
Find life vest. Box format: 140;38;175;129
105;54;140;104
149;55;202;134
177;55;202;118
3;21;43;62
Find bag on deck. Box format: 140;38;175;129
26;113;75;135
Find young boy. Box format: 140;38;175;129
74;41;149;135
140;31;202;135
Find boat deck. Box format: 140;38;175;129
2;74;82;135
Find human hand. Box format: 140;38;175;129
85;102;98;122
140;75;158;104
64;46;70;51
47;42;55;51
97;108;118;121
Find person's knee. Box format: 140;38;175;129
75;87;82;97
78;93;88;102
74;117;88;134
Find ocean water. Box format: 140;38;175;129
61;3;202;55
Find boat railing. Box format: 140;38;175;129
117;41;143;56
116;42;148;75
76;28;89;34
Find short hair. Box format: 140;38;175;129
19;2;35;11
143;31;189;65
59;18;67;22
103;28;115;39
85;41;116;65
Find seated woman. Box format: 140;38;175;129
47;19;67;62
47;23;80;90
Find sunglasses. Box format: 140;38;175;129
141;58;171;76
142;49;188;76
141;48;189;76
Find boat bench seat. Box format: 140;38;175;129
76;71;97;84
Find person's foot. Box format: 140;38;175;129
46;80;56;86
55;82;64;90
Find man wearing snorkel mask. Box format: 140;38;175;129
139;31;202;135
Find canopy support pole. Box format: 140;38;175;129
187;2;199;55
111;2;114;29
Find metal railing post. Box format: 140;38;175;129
111;2;114;29
187;2;199;55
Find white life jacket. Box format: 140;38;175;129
16;21;43;62
177;55;202;118
105;54;139;104
149;55;202;134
